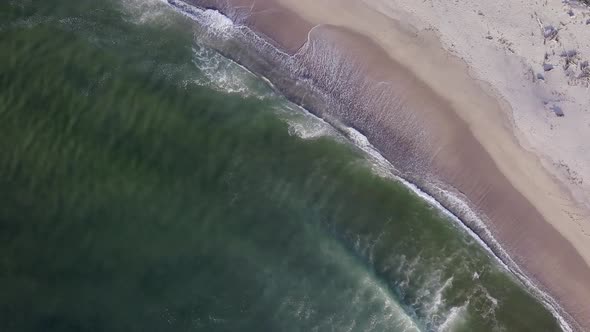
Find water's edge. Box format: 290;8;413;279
161;1;576;330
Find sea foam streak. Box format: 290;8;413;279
152;1;574;331
119;0;173;24
190;45;264;96
344;125;574;332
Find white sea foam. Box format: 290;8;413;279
277;233;424;332
428;277;454;321
286;118;333;139
356;276;422;332
119;0;173;25
167;0;234;39
286;117;335;139
145;1;575;330
189;45;253;95
437;302;469;332
118;0;244;93
322;236;424;331
343;126;574;332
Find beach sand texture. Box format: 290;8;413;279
184;0;590;329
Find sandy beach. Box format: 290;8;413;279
180;0;590;329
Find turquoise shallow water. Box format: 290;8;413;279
0;1;563;331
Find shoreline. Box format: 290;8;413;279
166;0;590;330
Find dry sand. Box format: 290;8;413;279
183;0;590;329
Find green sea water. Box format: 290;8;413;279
0;1;565;331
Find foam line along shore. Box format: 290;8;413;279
164;0;590;330
0;0;581;330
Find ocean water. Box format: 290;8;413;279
0;1;565;331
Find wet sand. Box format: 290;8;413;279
182;0;590;330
